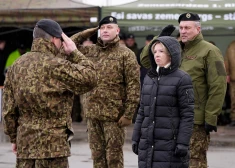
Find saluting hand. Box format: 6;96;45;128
61;32;77;55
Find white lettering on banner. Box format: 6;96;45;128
111;12;125;19
155;14;180;20
126;13;153;20
224;13;235;20
225;3;235;7
128;26;161;32
137;3;235;8
110;12;235;22
128;26;215;32
198;14;213;22
137;3;209;8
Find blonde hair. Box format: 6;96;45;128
151;41;170;55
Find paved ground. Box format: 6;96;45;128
1;122;235;168
1;121;235;146
69;122;235;147
1;142;235;168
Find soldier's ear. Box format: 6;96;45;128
116;27;120;35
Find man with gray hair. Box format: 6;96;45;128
140;12;227;168
3;19;97;167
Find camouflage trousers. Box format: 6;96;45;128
229;82;235;121
87;119;125;168
189;125;210;168
16;157;69;168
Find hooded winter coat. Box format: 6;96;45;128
132;36;194;168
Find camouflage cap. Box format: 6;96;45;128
178;12;200;23
99;16;117;28
36;19;62;38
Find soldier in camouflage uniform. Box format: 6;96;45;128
140;13;227;168
224;41;235;126
3;19;97;168
71;16;140;168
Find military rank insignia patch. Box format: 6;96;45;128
109;17;114;22
186;55;197;59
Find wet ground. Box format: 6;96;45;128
1;122;235;168
1;141;235;168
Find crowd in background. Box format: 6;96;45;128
0;29;233;126
0;13;234;168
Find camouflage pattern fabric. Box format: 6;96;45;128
224;41;235;81
189;125;210;168
71;33;140;122
16;157;69;168
71;30;139;168
224;41;235;121
87;119;125;168
229;82;235;120
3;38;97;159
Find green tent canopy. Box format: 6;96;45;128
0;0;101;50
0;0;100;28
102;0;235;36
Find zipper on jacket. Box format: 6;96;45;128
186;89;189;103
171;122;176;140
170;108;176;140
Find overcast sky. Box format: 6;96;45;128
82;0;136;6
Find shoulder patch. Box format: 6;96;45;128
186;55;197;60
215;61;226;76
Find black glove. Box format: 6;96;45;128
174;144;188;157
159;25;176;37
132;141;138;155
205;122;217;135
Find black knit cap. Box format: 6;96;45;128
36;19;62;38
146;34;154;41
99;16;117;28
178;12;200;23
126;33;135;39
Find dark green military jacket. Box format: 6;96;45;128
140;33;227;126
3;38;97;159
71;33;140;121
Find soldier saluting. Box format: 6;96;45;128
3;19;97;167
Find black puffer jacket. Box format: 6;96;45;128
132;36;194;168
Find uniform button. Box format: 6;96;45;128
154;97;156;99
153;121;154;124
152;146;154;148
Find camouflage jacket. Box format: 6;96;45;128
225;40;235;81
3;38;97;159
71;33;140;121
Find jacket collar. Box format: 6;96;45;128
31;38;59;56
180;33;203;50
96;36;120;49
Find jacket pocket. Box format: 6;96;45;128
186;88;194;104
